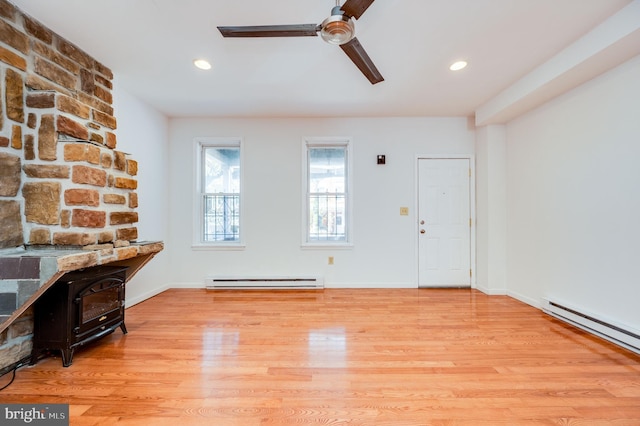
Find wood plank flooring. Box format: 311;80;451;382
1;288;639;425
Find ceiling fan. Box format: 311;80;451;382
217;0;383;85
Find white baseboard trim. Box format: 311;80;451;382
168;282;476;290
475;285;507;296
122;283;521;309
324;281;415;289
171;281;206;289
125;284;169;308
507;289;542;309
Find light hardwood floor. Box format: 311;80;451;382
2;289;639;425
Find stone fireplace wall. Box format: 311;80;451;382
0;0;139;252
0;0;147;371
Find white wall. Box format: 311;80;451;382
505;55;640;329
112;82;171;305
168;117;475;288
475;125;507;295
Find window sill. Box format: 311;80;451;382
191;243;246;251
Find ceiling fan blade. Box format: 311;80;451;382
339;37;384;85
340;0;375;19
218;24;319;38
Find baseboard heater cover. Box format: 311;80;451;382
205;276;324;290
542;298;640;354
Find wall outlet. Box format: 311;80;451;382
400;207;409;216
328;256;334;265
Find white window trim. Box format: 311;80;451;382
192;137;245;250
301;137;354;249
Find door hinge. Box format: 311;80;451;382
469;218;472;227
469;168;471;177
470;269;472;277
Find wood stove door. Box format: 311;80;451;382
75;277;125;339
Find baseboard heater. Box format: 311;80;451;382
205;276;324;290
542;298;640;354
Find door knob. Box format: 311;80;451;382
420;229;426;234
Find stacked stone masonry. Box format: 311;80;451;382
0;0;140;251
1;0;149;373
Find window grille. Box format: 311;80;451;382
308;193;346;240
203;194;240;242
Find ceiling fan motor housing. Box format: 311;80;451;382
320;7;355;45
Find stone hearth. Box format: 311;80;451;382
0;241;163;371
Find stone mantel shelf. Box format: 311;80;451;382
0;241;164;335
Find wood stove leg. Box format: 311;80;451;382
120;322;128;334
61;348;74;367
30;350;39;365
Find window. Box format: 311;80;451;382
195;139;242;246
304;138;352;245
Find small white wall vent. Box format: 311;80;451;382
205;276;324;290
542;298;640;354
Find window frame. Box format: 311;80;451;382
192;137;245;250
301;137;354;248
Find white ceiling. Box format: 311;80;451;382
10;0;634;118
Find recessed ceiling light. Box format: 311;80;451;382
449;60;468;71
193;59;212;70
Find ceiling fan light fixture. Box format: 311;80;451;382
320;14;355;45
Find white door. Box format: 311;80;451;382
418;158;471;287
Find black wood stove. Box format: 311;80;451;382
31;265;129;367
